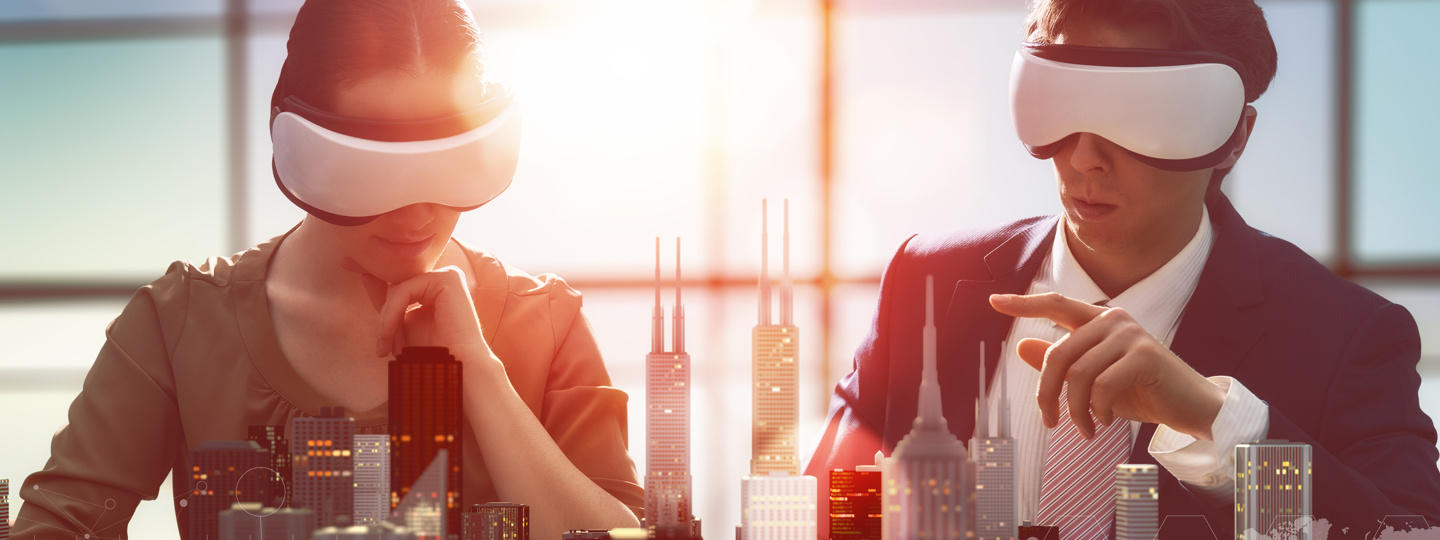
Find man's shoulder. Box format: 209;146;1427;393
1245;227;1391;312
894;215;1057;277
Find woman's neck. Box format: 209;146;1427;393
269;219;374;309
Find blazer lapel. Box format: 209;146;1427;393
1129;195;1266;466
1169;196;1266;384
938;216;1058;441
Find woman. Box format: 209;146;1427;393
12;1;644;539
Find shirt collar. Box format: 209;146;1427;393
1044;206;1215;343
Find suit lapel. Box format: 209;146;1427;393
1169;196;1266;383
937;217;1058;441
1129;195;1266;466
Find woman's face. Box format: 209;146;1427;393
315;62;486;283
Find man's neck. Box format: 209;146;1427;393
1064;207;1205;298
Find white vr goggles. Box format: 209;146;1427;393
1010;43;1248;172
270;85;521;226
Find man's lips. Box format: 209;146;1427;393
1071;197;1117;220
373;233;435;258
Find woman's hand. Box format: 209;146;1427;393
347;258;489;361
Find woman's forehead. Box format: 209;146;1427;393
331;63;486;120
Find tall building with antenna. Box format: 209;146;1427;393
645;238;696;537
970;342;1016;540
751;198;799;476
881;275;973;540
739;199;816;540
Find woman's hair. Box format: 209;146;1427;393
1025;0;1277;103
271;0;488;114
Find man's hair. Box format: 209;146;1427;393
1025;0;1277;103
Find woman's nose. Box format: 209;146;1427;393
385;203;438;229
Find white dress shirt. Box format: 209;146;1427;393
982;205;1270;521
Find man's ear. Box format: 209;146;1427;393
1213;105;1258;170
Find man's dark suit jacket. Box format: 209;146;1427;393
805;194;1440;539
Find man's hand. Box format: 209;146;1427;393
989;292;1227;441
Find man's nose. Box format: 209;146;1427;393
1067;132;1115;175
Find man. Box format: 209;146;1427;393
804;0;1440;537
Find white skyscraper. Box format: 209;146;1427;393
645;238;695;535
882;275;974;540
1114;464;1158;540
354;434;391;526
971;342;1017;540
740;199;817;540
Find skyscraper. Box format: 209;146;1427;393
393;451;450;540
739;199;817;540
463;503;529;540
1235;440;1313;539
752;199;800;477
740;473;816;540
645;237;694;536
219;503;316;540
1114;464;1158;540
191;440;270;540
314;522;419;540
828;452;883;540
970;343;1016;540
881;275;973;540
248;425;293;507
2;478;10;540
354;434;392;526
293;406;355;529
391;346;464;540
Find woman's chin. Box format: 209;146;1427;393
356;258;437;284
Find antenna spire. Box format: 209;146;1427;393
998;340;1010;437
673;237;685;354
652;238;665;353
781;199;793;326
976;342;989;440
759;199;771;326
915;275;946;431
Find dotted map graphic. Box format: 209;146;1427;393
16;466;289;540
16;484;126;540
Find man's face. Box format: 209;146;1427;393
1051;18;1216;254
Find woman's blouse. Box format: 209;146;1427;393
13;232;645;539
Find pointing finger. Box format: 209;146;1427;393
990;292;1107;331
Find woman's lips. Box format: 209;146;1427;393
1071;198;1117;221
374;233;435;258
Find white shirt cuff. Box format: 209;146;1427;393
1147;376;1269;502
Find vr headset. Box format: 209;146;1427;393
1010;43;1248;172
270;85;522;226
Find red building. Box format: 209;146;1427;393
390;346;464;540
828;464;881;540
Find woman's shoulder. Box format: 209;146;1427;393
140;234;281;308
454;239;582;304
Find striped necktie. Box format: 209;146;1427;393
1036;382;1132;540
